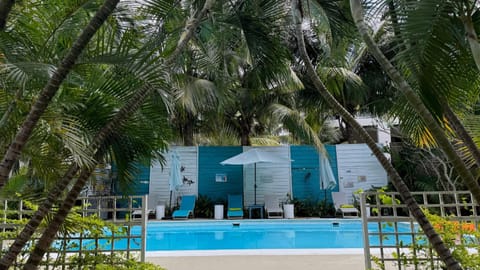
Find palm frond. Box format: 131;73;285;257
269;103;324;152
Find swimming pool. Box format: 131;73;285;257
143;219;413;251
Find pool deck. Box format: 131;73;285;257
145;218;368;270
146;249;366;270
146;254;365;270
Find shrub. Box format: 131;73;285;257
194;194;214;218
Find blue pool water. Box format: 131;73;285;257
142;219;413;251
73;219;415;251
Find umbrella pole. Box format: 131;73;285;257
254;163;257;205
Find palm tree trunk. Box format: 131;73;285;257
17;1;215;268
293;1;461;269
0;83;151;269
443;104;480;168
23;167;94;269
0;0;14;30
463;13;480;73
350;0;480;205
0;0;120;188
0;165;79;270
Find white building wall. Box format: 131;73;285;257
243;146;292;206
148;146;198;208
336;144;388;203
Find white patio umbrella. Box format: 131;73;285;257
168;150;183;207
220;148;292;205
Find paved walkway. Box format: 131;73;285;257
146;254;365;270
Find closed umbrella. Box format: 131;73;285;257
220;148;292;205
169;150;183;208
320;153;336;202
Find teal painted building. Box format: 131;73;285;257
197;146;244;203
290;145;338;203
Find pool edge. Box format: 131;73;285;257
146;248;366;257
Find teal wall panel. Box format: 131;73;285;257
290;145;338;203
112;163;150;218
291;145;320;201
113;163;150;196
198;146;243;203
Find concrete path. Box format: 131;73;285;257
146;254;365;270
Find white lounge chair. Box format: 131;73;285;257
264;195;283;219
332;192;359;218
132;209;155;220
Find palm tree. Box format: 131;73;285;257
381;0;480;171
0;0;120;188
199;0;304;146
350;0;480;205
292;1;461;269
14;2;215;268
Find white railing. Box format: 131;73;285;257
360;191;480;270
0;195;149;269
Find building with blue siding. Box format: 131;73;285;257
291;145;338;204
111;144;388;215
198;146;244;203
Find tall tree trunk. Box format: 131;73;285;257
463;13;480;73
0;0;14;30
23;167;94;269
293;1;461;269
240;120;251;146
0;165;79;270
0;0;120;188
443;104;480;168
350;0;480;205
16;1;215;268
181;112;196;146
0;83;151;270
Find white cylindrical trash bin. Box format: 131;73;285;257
214;204;224;220
283;204;294;219
156;205;165;220
365;204;371;217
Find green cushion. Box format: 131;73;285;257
229;207;242;211
340;204;355;208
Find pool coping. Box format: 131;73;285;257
146;248;366;257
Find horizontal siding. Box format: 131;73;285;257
145;145;387;210
291;145;320;200
243;146;292;206
198;146;243;203
291;145;338;203
112;163;150;197
148;146;198;208
336;144;388;203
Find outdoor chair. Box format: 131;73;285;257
227;194;244;219
332;192;359;218
172;195;196;219
264;194;283;218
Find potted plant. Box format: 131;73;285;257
283;193;294;219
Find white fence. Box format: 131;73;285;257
360;191;480;270
0;195;148;269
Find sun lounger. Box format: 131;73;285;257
227;194;244;219
172;195;196;219
332;192;359;218
264;194;283;218
132;209;155;220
